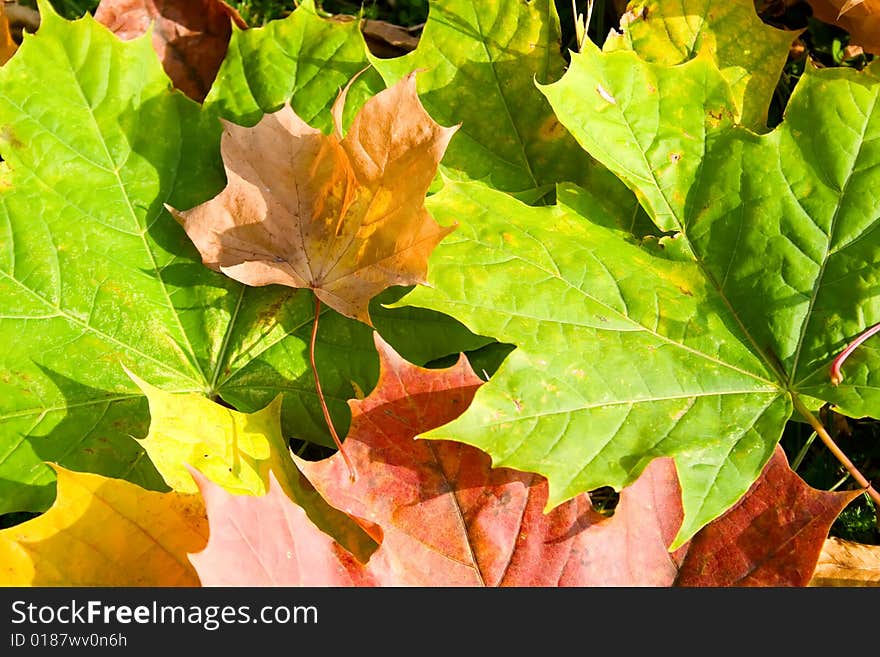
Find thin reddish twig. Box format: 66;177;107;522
310;295;356;481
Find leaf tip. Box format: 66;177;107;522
184;462;211;493
370;329;401;366
331;64;373;138
122;364;152;394
34;0;57;22
354;306;375;328
443;122;462;142
266;393;285;415
163;202;185;226
401;68;427;89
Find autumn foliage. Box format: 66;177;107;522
0;334;859;586
170;72;456;325
0;0;878;588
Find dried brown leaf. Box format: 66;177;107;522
806;0;880;54
170;72;457;324
809;536;880;586
95;0;247;102
362;19;420;58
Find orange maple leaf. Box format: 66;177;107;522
169;71;458;325
806;0;880;54
0;4;17;66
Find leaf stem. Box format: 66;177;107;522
829;472;851;492
792;395;879;509
310;295;356;482
829;321;880;385
790;429;818;471
570;0;594;51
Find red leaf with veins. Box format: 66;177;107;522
298;333;595;585
674;445;861;586
190;333;692;586
187;334;858;586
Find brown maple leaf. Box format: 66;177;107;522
804;0;880;54
94;0;247;102
809;536;880;586
169;72;458;325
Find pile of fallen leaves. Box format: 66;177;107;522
1;0;879;587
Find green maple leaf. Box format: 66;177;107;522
0;1;485;516
543;44;880;421
368;0;610;201
604;0;797;131
205;0;384;132
402;48;880;546
0;1;228;514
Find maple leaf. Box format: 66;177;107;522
170;72;457;326
400;44;880;546
401;178;785;547
95;0;247;102
674;446;860;586
0;465;207;586
0;3;16;66
805;0;880;54
602;0;798;131
190;335;855;586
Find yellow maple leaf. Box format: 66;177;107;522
0;465;207;586
126;371;376;563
